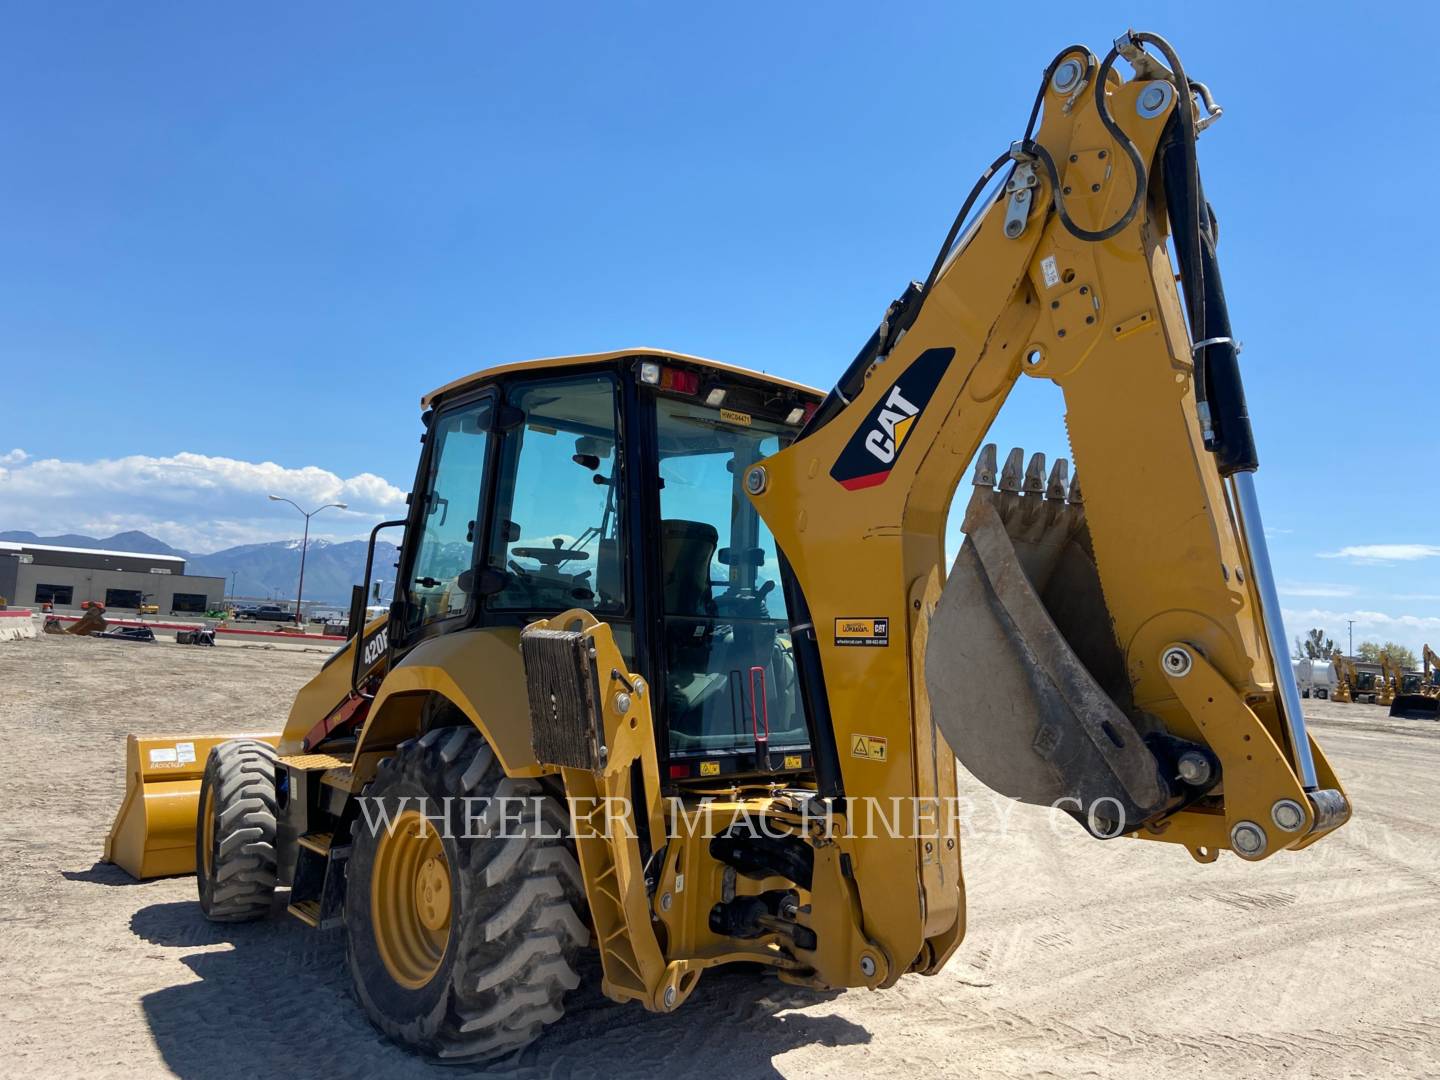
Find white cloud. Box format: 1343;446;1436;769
1318;543;1440;564
1278;582;1356;599
1283;606;1440;659
0;448;407;553
0;448;26;466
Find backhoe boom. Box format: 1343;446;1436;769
750;30;1349;978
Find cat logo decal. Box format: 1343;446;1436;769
829;347;954;491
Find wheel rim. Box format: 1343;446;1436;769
200;784;215;880
371;809;452;989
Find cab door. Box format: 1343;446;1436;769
391;391;496;652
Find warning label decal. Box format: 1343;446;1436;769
850;734;889;762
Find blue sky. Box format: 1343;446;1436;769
3;1;1438;656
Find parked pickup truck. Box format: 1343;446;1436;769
242;604;294;622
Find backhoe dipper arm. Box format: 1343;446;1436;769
749;32;1349;981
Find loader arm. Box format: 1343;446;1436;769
750;31;1349;976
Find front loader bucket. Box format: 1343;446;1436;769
926;446;1180;837
1390;694;1440;721
104;732;280;879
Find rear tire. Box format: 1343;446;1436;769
197;739;279;921
345;726;588;1063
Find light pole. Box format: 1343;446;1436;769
1347;619;1355;659
268;496;348;625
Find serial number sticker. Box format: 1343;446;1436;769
834;617;889;647
148;747;179;766
699;760;720;776
783;754;803;770
719;407;752;427
176;742;196;764
1041;254;1060;288
850;734;889;762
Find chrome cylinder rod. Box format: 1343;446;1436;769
1231;470;1319;790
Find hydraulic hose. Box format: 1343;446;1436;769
1026;43;1147;243
804;43;1100;441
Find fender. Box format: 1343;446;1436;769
350;626;547;782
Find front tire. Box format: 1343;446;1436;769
345;726;588;1063
197;739;279;921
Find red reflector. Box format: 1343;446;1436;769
668;763;691;779
660;367;700;394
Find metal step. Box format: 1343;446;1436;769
287;899;322;927
297;832;333;856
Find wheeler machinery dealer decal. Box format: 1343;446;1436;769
834;617;889;647
829;347;954;490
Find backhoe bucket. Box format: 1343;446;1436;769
104;732;280;879
1389;695;1440;721
925;446;1173;836
44;606;107;635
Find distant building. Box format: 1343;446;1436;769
0;541;226;614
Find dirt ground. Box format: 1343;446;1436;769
2;632;1437;1079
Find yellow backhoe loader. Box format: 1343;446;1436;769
1331;655;1382;704
104;31;1350;1062
1379;653;1397;707
1391;644;1440;720
1346;657;1382;704
1331;654;1352;704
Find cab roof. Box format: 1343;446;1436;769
422;348;821;408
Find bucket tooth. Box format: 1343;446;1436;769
972;443;998;488
1067;471;1084;505
999;447;1024;492
1023;452;1047;494
1046;458;1070;501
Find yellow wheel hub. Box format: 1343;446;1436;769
416;854;451;932
371;810;453;988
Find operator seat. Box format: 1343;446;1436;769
660;520;718;617
661;520;725;739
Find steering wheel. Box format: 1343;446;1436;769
511;537;590;567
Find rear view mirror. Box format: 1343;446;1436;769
575;435;613;460
346;584;366;640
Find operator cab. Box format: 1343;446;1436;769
391;351;821;785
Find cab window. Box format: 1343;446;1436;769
655;396;807;757
486;375;625;615
403;397;493;631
